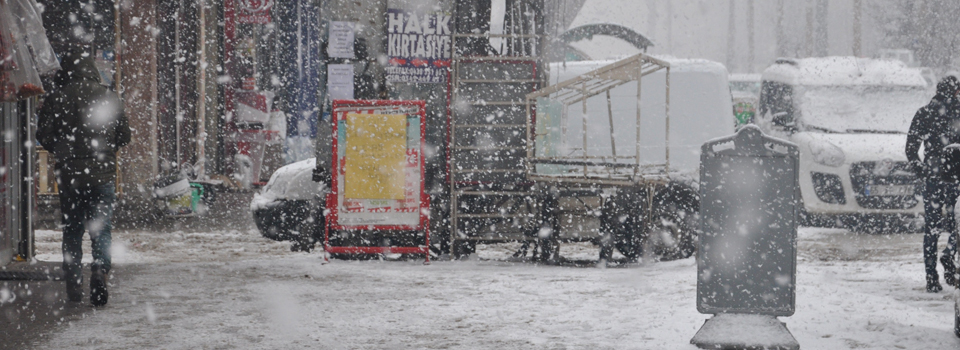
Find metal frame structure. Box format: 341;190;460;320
447;0;546;254
0;100;35;266
525;53;672;186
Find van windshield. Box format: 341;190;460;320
798;85;931;133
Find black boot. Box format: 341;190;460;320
64;265;82;302
927;275;943;293
90;269;108;306
66;278;83;302
942;254;958;287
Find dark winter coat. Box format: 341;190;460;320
37;50;130;187
906;75;960;179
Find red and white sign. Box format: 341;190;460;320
238;0;274;24
328;100;427;229
324;100;431;262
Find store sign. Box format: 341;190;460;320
238;0;273;24
385;9;451;84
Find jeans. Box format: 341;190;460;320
922;178;960;279
58;181;116;285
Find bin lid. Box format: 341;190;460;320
154;179;191;198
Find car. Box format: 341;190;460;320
756;57;931;232
250;158;323;241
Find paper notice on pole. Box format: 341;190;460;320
328;21;355;58
327;64;354;100
344;113;407;200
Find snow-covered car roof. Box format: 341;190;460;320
762;57;927;87
250;158;321;211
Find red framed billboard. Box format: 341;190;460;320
325;100;429;261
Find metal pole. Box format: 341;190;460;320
20;99;34;260
635;60;642;178
526;97;532;173
581;81;588;176
196;0;207;179
606;89;616;162
776;0;785;57
175;0;183;170
449;2;460;255
113;0;122;92
853;0;862;57
727;0;736;72
748;0;755;72
560;104;568;152
665;67;670;174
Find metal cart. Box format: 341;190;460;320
524;53;699;263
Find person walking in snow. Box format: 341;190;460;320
906;75;960;293
37;48;130;306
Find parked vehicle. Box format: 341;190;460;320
729;73;761;127
525;54;734;261
250;158;324;241
755;57;931;232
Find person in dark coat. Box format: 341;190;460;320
906;75;960;293
36;48;130;306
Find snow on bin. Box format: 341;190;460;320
154;179;205;217
691;125;800;350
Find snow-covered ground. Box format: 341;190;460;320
20;226;960;349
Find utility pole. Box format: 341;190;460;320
727;0;737;72
666;0;673;53
776;0;785;57
805;6;813;57
853;0;862;57
815;0;828;57
748;0;755;72
647;0;658;47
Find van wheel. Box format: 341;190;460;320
649;186;699;261
452;240;476;260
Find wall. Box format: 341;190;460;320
118;0;161;201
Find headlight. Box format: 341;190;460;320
809;139;845;167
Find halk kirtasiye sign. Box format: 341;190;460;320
385;9;451;84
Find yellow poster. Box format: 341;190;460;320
344;113;407;199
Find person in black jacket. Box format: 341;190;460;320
37;48;130;306
906;75;960;293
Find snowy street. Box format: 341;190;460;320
1;225;956;349
7;0;960;349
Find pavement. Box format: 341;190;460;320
0;260;131;349
1;189;258;348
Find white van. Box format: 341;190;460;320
756;57;931;231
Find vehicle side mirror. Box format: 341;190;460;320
771;111;796;132
312;165;330;184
